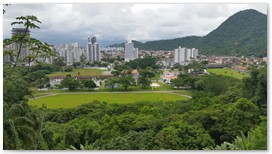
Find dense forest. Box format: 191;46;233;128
110;9;267;57
3;62;267;150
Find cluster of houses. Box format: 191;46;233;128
49;75;112;89
47;68;164;90
231;65;248;73
46;54;263;90
160;70;178;84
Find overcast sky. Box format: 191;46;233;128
3;4;267;46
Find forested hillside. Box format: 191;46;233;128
200;9;267;56
110;9;267;57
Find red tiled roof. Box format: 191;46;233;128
131;69;139;74
164;76;177;80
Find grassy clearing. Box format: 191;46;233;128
47;68;105;78
207;68;250;79
28;93;189;109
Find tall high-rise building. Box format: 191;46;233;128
71;42;82;62
191;48;199;59
134;48;139;59
3;45;11;63
174;47;198;66
174;46;186;65
58;49;66;58
186;48;191;61
6;28;31;64
179;47;186;65
174;49;179;63
125;40;137;62
39;45;55;64
66;50;73;65
87;35;101;62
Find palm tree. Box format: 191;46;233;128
30;109;46;150
68;141;96;150
204;131;249;150
3;102;36;150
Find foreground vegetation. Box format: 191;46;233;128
4;63;266;150
28;93;189;108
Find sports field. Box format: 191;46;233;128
47;68;105;78
207;68;250;79
28;93;189;109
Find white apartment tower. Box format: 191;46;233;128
87;35;101;62
71;42;83;62
186;48;192;61
4;28;31;64
174;46;186;65
174;47;198;66
180;47;186;63
192;48;199;59
125;40;136;62
174;48;179;63
66;50;73;66
134;48;139;59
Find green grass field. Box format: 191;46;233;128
47;68;105;78
207;68;250;79
28;93;189;109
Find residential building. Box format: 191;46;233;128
3;45;11;63
174;46;199;66
49;77;64;87
66;50;73;65
174;46;186;65
186;48;191;61
192;48;199;59
131;69;139;81
125;40;137;62
160;70;177;84
71;42;82;62
134;48;139;59
5;28;31;65
87;35;101;62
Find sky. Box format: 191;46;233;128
3;3;267;46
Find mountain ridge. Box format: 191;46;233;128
109;9;267;57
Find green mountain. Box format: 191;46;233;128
110;9;267;57
200;9;267;56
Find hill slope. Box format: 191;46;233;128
110;9;267;57
200;9;267;56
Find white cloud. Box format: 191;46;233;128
3;3;267;46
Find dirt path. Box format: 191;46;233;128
30;93;58;100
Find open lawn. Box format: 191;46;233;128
47;68;105;78
207;68;250;79
28;93;189;109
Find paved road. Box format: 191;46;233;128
31;90;192;100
